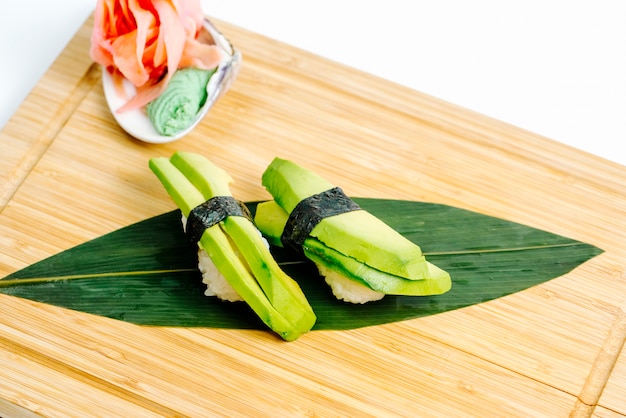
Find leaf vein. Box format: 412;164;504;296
424;242;586;256
0;269;197;287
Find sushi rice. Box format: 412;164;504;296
182;215;245;302
183;215;384;305
316;263;385;304
197;249;243;301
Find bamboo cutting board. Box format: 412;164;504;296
1;15;625;418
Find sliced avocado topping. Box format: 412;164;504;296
304;239;451;295
261;158;429;280
150;152;315;341
254;200;451;296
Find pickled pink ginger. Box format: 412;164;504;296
90;0;222;112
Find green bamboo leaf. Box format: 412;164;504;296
0;199;603;330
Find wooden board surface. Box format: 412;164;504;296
1;15;625;418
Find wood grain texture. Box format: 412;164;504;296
0;15;625;417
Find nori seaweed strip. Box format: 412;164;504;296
186;196;252;244
281;187;361;252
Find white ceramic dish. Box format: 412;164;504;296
102;18;241;144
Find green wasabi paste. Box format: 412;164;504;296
146;67;216;136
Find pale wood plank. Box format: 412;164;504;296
0;18;97;210
592;303;626;416
0;15;624;418
0;295;580;417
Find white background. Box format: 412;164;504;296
1;1;624;166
